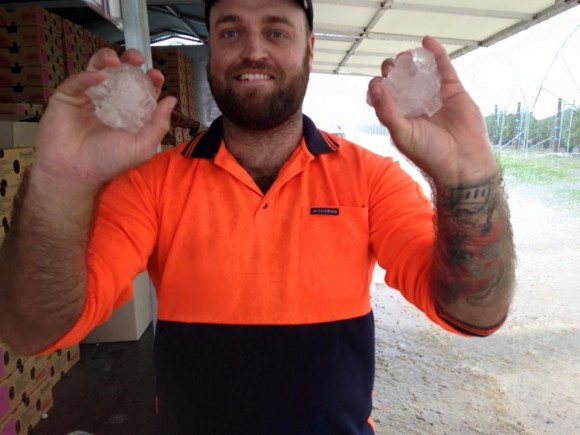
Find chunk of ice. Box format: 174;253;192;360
85;64;157;133
384;47;442;118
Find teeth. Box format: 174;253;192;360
239;73;271;81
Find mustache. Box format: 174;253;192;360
228;60;278;76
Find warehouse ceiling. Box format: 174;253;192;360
1;0;579;76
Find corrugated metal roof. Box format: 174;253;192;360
2;0;579;77
311;0;580;76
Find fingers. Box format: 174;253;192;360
136;96;177;146
381;38;459;85
381;58;395;78
49;70;106;106
85;48;164;96
86;48;122;72
146;68;166;96
366;77;405;132
422;36;461;84
86;48;146;74
119;48;145;66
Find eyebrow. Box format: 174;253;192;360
214;14;295;28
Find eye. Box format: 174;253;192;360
270;30;284;39
222;29;239;39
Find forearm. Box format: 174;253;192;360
0;168;98;355
431;169;515;334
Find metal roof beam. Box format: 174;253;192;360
314;33;361;43
449;0;580;59
366;32;477;47
311;0;383;7
315;26;477;47
317;48;397;58
334;1;394;73
337;62;381;69
390;3;533;21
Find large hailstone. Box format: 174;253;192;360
384;47;442;118
85;63;157;133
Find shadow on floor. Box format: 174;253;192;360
32;324;157;435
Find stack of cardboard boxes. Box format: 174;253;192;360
0;340;80;435
153;47;199;146
0;6;124;103
0;4;205;428
0;107;36;243
62;17;121;75
0;7;65;105
0;145;34;246
0;5;200;146
0;7;163;429
0;118;81;434
0;102;43;120
0;5;158;343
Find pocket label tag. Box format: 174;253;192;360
310;207;339;216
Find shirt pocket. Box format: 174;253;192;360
299;206;370;299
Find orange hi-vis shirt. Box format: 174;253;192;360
47;115;468;434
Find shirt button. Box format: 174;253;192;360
262;203;269;209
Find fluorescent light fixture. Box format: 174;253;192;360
82;0;123;30
151;34;203;46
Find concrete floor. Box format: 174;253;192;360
31;325;157;435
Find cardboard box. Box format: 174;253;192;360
62;20;102;75
0;357;35;423
0;408;19;435
61;19;84;42
0;147;35;187
0;122;37;148
0;342;28;383
3;378;53;435
0;185;16;238
0;85;53;104
0;185;17;201
46;344;80;388
64;50;88;75
0;66;65;88
83;272;152;343
0;103;43;118
0;213;9;241
0;353;49;424
63;344;80;374
23;357;49;402
20;379;52;432
0;45;64;69
0;341;15;383
0;6;62;29
0;25;61;49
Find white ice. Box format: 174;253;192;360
384;47;442;118
85;64;157;133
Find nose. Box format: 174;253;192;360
240;32;268;61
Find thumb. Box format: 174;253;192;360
367;78;403;133
138;96;177;146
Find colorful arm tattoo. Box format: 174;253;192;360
433;170;515;321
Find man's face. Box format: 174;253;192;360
207;0;315;130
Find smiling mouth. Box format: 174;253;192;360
237;73;274;81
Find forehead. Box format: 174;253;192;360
210;0;305;27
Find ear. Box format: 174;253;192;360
307;33;315;71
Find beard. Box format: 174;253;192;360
207;48;311;130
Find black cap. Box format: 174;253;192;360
204;0;314;32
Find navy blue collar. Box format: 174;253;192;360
182;115;339;159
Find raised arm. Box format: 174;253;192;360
367;36;515;334
0;49;175;355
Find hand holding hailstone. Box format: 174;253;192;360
85;63;158;133
384;47;442;118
